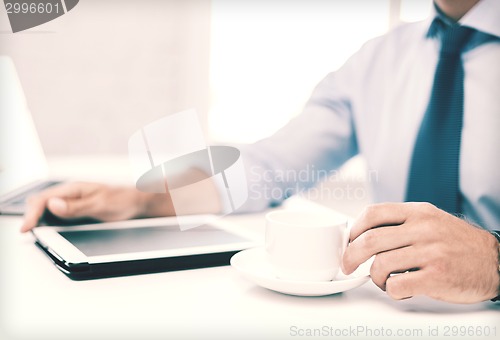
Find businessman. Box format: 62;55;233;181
22;0;500;304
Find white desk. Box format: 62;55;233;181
0;157;498;340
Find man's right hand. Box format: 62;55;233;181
21;182;173;233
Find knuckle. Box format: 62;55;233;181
385;277;405;300
359;229;377;250
416;217;437;236
370;257;387;290
417;202;437;215
361;205;378;221
418;220;433;234
371;275;386;291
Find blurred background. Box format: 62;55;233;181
0;0;432;156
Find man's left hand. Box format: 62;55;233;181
342;202;499;304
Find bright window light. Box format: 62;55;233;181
209;0;391;144
400;0;432;23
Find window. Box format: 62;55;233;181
208;0;432;144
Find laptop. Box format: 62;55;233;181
0;56;62;215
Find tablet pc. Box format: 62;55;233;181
32;215;258;280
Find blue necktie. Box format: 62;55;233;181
405;23;474;214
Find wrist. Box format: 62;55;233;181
137;191;175;218
489;230;500;302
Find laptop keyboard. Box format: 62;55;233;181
3;180;61;206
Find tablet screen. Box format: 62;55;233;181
58;224;248;257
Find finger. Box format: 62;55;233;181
20;183;90;232
47;196;98;219
343;224;415;274
369;246;422;291
20;196;47;232
350;202;421;241
385;270;429;300
33;182;87;201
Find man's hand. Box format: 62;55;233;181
342;202;499;304
21;182;173;233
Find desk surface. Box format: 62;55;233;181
0;157;498;339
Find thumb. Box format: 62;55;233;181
47;198;68;216
47;197;92;218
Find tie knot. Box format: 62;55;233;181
440;25;474;55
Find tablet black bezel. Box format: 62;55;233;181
32;215;258;280
35;240;240;280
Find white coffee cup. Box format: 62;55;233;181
265;210;349;282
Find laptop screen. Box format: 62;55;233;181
0;56;49;197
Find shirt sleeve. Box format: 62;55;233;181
235;51;363;213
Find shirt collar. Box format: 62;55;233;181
459;0;500;38
426;0;500;53
427;0;500;39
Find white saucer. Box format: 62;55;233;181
230;247;370;297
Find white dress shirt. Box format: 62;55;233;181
238;0;500;230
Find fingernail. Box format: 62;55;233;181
48;198;67;214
